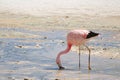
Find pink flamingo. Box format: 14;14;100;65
56;30;99;70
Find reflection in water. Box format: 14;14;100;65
55;70;63;80
87;70;91;80
55;69;92;80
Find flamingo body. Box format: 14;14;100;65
67;30;89;45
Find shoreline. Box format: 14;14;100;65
0;12;120;31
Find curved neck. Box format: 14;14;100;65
56;44;72;65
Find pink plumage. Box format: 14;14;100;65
56;29;99;70
67;30;89;45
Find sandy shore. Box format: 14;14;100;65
0;11;120;31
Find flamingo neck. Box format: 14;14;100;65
56;44;72;65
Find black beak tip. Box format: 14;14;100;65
59;66;65;70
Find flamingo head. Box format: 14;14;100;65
56;60;65;70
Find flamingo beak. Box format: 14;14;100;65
57;63;65;70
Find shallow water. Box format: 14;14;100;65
0;28;120;80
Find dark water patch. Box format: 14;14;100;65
44;67;59;70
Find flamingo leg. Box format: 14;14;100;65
78;46;81;69
84;45;91;70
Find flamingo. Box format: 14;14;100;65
56;30;99;70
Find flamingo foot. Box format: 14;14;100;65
88;67;91;70
59;66;65;70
